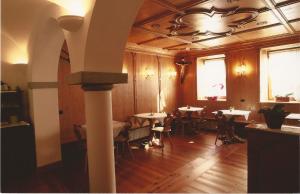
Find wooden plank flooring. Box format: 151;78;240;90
2;131;247;193
116;131;247;193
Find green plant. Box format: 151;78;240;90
258;104;290;129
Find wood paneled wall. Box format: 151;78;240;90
58;51;178;143
112;52;178;121
179;40;300;121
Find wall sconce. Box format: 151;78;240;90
236;59;247;77
144;67;155;79
167;69;177;79
57;15;84;32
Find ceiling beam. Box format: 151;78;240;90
275;0;300;8
134;0;211;27
137;36;166;45
150;0;185;14
261;0;295;34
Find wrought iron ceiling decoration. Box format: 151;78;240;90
168;6;260;37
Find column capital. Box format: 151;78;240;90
67;71;128;91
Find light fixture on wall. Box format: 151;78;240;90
236;58;247;77
57;15;84;32
144;67;155;79
176;57;191;83
167;69;177;79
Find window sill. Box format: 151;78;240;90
197;99;227;102
260;101;300;104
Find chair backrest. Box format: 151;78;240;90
173;109;182;118
163;113;173;131
215;111;227;133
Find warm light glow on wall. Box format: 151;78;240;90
236;64;247;76
167;68;177;78
7;46;29;64
48;0;89;16
122;65;128;73
144;67;155;79
235;59;251;77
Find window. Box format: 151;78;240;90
197;54;227;101
260;45;300;102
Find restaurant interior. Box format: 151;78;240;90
1;0;300;193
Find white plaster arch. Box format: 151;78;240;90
84;0;144;72
5;0;144;191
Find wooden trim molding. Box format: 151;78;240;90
28;82;58;89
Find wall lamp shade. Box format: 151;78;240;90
144;67;155;79
57;15;84;32
236;64;247;76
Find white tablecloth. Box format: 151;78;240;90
213;110;251;120
82;120;127;138
134;112;167;124
178;106;203;113
286;113;300;120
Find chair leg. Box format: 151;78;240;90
215;131;220;145
160;132;164;147
126;141;134;159
167;132;173;146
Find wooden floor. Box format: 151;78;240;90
3;131;247;193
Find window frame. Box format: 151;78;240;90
259;44;300;104
196;54;228;101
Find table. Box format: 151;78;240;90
134;112;167;128
286;113;300;120
213;109;251;144
212;109;251;120
134;112;167;147
178;106;203;118
82;120;128;138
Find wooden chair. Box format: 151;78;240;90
73;124;88;172
173;109;190;136
214;111;232;145
191;107;207;131
151;113;173;147
114;120;133;159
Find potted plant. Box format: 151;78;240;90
275;93;293;102
258;104;290;129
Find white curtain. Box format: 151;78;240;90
268;48;300;100
197;57;226;99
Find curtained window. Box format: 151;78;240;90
260;45;300;102
197;55;227;100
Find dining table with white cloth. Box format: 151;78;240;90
212;109;251;120
286;113;300;120
134;112;167;128
82;120;128;138
178;106;203;119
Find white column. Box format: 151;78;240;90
29;87;61;167
84;88;116;192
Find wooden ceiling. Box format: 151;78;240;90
127;0;300;53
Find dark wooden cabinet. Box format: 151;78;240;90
1;89;36;188
247;124;300;193
1;122;36;185
1;90;24;123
